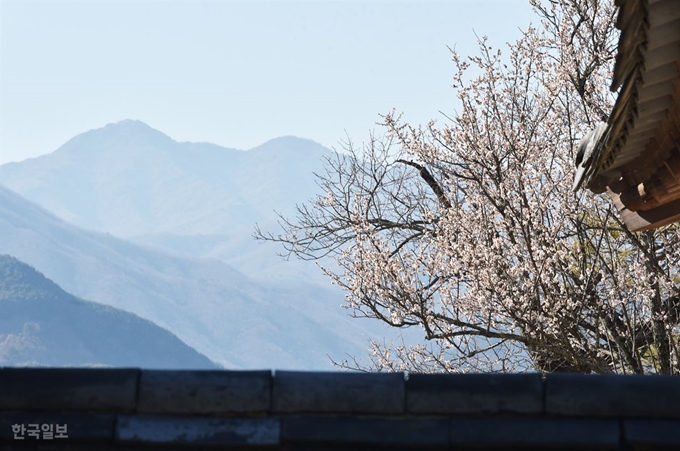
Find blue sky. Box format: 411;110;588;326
1;0;535;165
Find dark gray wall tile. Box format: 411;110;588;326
407;373;543;414
546;374;680;418
281;416;449;446
624;419;680;447
116;415;279;446
450;417;620;449
273;371;404;414
0;368;138;412
137;370;271;414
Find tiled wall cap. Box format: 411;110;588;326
545;373;680;418
137;370;271;414
407;373;543;414
0;368;139;412
272;371;405;414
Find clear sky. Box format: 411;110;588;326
0;0;535;165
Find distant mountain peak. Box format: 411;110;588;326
52;119;176;156
100;119;171;139
250;136;329;153
105;119;154;129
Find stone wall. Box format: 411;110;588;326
1;368;679;449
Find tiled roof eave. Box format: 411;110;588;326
588;0;680;189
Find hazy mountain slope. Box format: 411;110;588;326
0;254;219;369
128;231;337;287
0;185;382;369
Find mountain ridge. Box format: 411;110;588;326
0;254;220;369
0;184;385;369
0;119;331;238
0;121;416;370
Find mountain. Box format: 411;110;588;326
0;120;328;239
0;184;390;369
0;254;219;369
0;120;420;369
0;120;336;285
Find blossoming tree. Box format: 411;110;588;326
257;0;680;374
